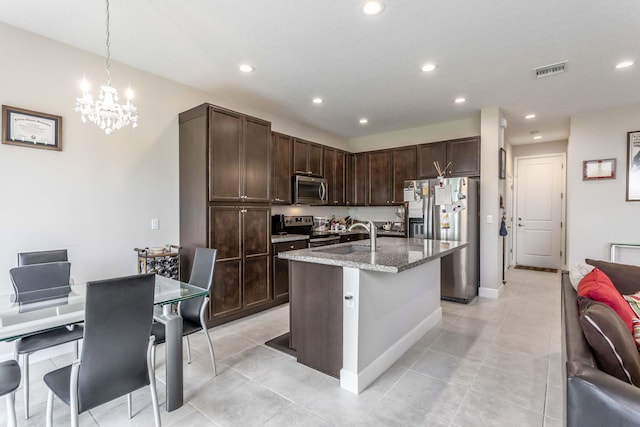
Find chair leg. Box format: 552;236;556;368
23;353;29;419
127;393;133;419
202;327;217;376
46;390;54;427
74;340;79;359
147;338;161;427
185;335;192;364
6;392;17;427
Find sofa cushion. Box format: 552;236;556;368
578;296;640;386
578;268;636;333
569;262;595;290
586;259;640;295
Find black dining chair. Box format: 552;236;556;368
44;273;161;427
18;249;68;268
151;247;218;375
0;360;21;427
9;259;84;419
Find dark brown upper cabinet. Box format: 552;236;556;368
271;132;293;204
418;136;480;178
293;138;323;176
208;106;271;202
368;147;416;206
323;147;346;205
346;152;368;206
392;146;417;203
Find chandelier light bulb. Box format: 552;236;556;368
75;0;138;135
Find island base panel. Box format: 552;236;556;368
290;261;343;378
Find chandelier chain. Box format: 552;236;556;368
74;0;138;135
105;0;111;86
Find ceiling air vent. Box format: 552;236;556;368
533;61;568;78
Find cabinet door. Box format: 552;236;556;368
271;133;293;203
243;207;271;308
208;108;242;201
368;150;392;205
243;116;271;202
334;149;346;205
392;146;417;204
417;141;446;179
308;143;324;176
208;206;242;318
323;147;336;203
272;240;307;301
346;153;355;205
354;152;368;205
447;137;480;176
293;139;309;174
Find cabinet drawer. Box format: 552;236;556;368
274;240;308;253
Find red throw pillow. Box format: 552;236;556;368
577;268;637;334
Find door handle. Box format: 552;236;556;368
518;224;525;227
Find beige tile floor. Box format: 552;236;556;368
2;268;562;426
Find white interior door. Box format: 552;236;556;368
515;155;563;269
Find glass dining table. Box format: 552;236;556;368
0;274;207;412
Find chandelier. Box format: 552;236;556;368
75;0;137;135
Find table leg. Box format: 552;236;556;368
162;304;183;411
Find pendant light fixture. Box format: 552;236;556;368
75;0;138;135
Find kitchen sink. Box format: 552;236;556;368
316;245;371;255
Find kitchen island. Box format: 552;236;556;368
278;237;467;394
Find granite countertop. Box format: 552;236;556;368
278;237;467;273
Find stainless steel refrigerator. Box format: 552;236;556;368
404;177;479;303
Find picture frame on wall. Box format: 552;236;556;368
498;147;506;179
1;105;62;151
583;158;616;181
627;130;640;201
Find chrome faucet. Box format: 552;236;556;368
348;220;377;251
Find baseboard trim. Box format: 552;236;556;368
479;284;504;299
340;307;442;394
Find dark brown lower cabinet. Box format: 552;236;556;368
207;205;271;326
272;240;308;304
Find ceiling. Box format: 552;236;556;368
0;0;639;144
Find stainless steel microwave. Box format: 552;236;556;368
292;175;328;205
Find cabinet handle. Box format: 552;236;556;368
290;245;295;249
241;209;247;213
274;198;283;202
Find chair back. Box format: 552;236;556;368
77;273;155;413
180;248;217;323
9;262;71;294
18;249;68;266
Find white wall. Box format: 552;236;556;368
0;22;347;293
567;103;640;265
512;140;568;158
348;116;480;152
478;107;504;296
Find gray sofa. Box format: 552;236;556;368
562;261;640;427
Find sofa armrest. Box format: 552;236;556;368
567;362;640;427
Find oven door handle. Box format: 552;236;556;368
319;182;327;201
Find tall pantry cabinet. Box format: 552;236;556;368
179;104;272;327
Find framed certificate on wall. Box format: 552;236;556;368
627;131;640;201
2;105;62;151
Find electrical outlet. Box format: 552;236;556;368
344;292;355;308
151;218;159;230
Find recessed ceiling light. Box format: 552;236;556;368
421;63;437;72
454;97;466;104
525;114;536;119
616;60;634;69
359;118;369;124
533;135;542;140
362;1;384;15
238;64;254;73
312;97;324;104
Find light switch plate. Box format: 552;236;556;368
486;215;493;224
151;218;159;230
